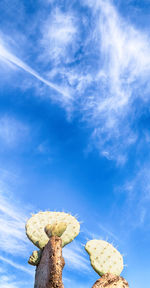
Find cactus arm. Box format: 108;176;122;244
28;250;42;266
92;273;129;288
34;236;65;288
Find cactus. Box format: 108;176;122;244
26;211;80;288
85;240;123;276
92;273;129;288
85;239;129;288
25;212;129;288
26;211;80;249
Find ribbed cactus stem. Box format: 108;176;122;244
34;236;65;288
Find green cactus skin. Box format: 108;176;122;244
45;222;67;238
25;211;80;249
28;250;42;266
85;240;123;276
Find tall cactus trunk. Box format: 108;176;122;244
34;236;65;288
92;273;129;288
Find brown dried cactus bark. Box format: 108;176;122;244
34;236;65;288
92;273;129;288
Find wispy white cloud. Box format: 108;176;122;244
1;1;150;165
0;116;28;147
115;164;150;228
0;273;32;288
63;241;90;272
0;168;34;259
38;0;150;163
0;185;31;256
0;37;70;99
77;0;150;163
0;256;33;275
0;275;22;288
96;0;150;104
0;171;35;288
98;223;120;242
82;224;121;250
41;8;78;64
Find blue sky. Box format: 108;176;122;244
0;0;150;287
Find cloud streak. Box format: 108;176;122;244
63;241;90;272
0;38;70;99
116;164;150;228
0;273;32;288
75;0;150;163
38;0;150;163
0;255;33;275
0;185;31;256
1;0;150;164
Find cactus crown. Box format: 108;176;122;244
25;211;80;249
85;239;123;276
45;222;67;238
